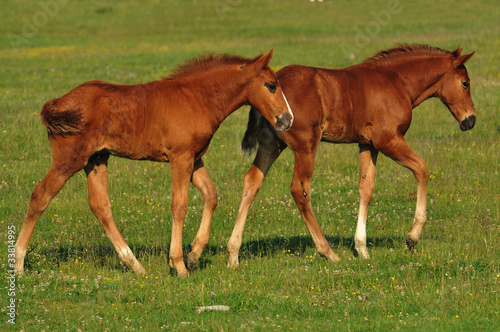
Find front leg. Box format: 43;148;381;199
377;135;429;251
169;154;194;278
186;158;218;269
290;150;340;262
354;144;379;259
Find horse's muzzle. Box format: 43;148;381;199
275;112;293;132
460;115;476;131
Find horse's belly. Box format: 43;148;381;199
104;138;170;162
321;125;357;143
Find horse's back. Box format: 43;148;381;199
275;63;411;145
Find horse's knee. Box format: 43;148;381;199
171;203;188;219
290;179;309;204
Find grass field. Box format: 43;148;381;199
1;0;499;330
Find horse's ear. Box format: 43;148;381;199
454;51;475;67
451;45;462;57
253;49;274;73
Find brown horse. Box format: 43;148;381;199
227;45;475;267
15;50;294;278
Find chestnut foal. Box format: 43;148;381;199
227;45;475;267
15;50;293;277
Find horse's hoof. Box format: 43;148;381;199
322;249;341;262
14;260;25;275
134;265;147;275
186;255;198;270
356;248;370;260
177;268;189;279
14;264;24;275
330;254;342;262
406;237;418;251
122;257;146;275
227;254;240;268
227;262;239;268
170;257;189;278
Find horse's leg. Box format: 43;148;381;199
290;151;341;262
354;144;379;259
14;164;79;273
186;158;218;269
84;153;146;274
378;135;429;250
15;135;93;274
227;139;284;268
168;155;194;278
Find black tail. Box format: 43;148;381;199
241;106;264;155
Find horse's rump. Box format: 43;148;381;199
41;98;85;137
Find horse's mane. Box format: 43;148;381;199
363;44;452;63
164;53;261;80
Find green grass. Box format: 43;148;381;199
1;0;499;330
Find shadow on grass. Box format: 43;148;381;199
232;234;399;263
27;242;210;275
27;234;400;274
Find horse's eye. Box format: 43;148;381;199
461;80;470;89
265;82;277;94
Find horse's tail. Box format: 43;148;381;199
241;106;264;155
40;98;85;137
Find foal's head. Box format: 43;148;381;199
436;47;476;131
243;50;293;132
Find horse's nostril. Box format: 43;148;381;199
276;112;292;132
468;115;476;129
460;115;476;131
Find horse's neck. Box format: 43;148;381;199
384;56;451;108
189;71;247;123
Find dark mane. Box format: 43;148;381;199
363;44;452;63
164;53;261;80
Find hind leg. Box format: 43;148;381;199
15;164;79;273
227;138;285;268
186;158;218;269
84;153;146;274
354;144;379;259
14;135;93;274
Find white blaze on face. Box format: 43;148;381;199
281;90;294;125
